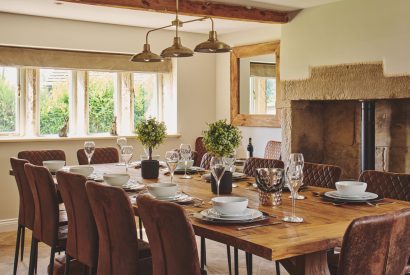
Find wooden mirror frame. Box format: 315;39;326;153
230;41;281;127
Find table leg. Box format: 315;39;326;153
246;252;253;275
234;248;239;275
280;250;330;275
200;237;206;271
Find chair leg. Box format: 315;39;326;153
65;254;71;275
200;237;206;270
13;225;22;275
20;226;25;261
275;261;281;275
139;217;143;240
34;242;38;274
226;245;232;275
246;252;253;275
88;266;94;275
234;248;239;275
49;246;56;275
28;237;37;275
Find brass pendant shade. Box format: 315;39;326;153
194;31;232;53
161;37;194;58
130;44;164;62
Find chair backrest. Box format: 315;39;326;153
24;163;60;246
77;147;119;165
56;171;98;269
264;140;281;160
303;162;342;189
18;150;66;166
243;157;284;177
86;181;139;275
200;153;213;170
359;170;410;201
138;195;201;275
10;157;34;229
338;208;410;275
194;137;207;167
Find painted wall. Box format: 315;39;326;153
216;25;282;158
0;12;216;225
281;0;410;80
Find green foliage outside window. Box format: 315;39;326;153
88;74;114;133
0;75;16;132
134;85;153;127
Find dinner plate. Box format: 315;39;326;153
154;193;194;203
327;191;373;199
325;191;378;201
194;210;268;224
122;183;146;192
199;208;263;221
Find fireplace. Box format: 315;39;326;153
281;63;410;179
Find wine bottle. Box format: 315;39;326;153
247;138;254;158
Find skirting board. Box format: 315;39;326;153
0;218;18;233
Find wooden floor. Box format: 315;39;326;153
0;228;287;275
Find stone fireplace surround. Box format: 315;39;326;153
281;63;410;179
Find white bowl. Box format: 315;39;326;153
212;197;248;215
336;181;367;196
177;159;194;170
43;160;66;172
147;183;177;198
69;166;94;177
103;173;130;187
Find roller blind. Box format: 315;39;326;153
250;62;276;77
0;46;172;72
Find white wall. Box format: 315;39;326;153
281;0;410;80
0;12;216;224
216;25;282;158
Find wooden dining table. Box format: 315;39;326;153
11;163;410;275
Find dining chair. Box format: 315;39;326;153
303;162;342;189
24;163;68;275
359;170;410;201
137;195;202;275
243;157;285;177
200;153;213;170
194;137;207;167
56;171;98;275
76;147;119;165
264;140;281;160
86;181;152;275
337;208;410;275
18;150;66;166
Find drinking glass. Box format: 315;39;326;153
210;156;226;196
179;144;192;179
165;151;180;184
121;145;133;172
223;150;236;173
116;137;127;165
84;141;95;167
287;153;305;200
283;157;304;223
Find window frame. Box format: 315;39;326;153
0;66;21;136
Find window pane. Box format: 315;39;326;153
133;73;158;126
0;67;18;133
88;71;115;134
249;76;276;115
39;69;70;135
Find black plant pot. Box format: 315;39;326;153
211;171;233;195
141;160;159;179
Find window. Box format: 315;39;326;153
133;73;160;126
0;66;18;134
87;71;116;134
39;69;71;135
249;76;276;115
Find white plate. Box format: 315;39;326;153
330;191;372;198
122;183;145;191
325;191;378;201
155;193;191;202
200;208;263;221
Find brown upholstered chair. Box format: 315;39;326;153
243;157;285;177
337;208;410;275
194;137;207;167
56;171;98;275
200;153;213;170
77;147;119;165
359;170;410;202
10;158;33;275
86;181;152;275
303;162;342;189
18;150;66;166
138;195;201;275
24;163;68;275
264;140;281;160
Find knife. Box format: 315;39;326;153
236;221;282;231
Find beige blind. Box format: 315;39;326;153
250;62;276;77
0;46;171;73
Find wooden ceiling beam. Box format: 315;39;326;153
59;0;291;24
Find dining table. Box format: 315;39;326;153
10;163;410;275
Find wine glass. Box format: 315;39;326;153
165;151;180;184
283;156;304;223
287;153;305;200
223;150;236;173
210;157;226;196
84;141;95;167
116;137;127;165
121;145;133;172
179;144;192;179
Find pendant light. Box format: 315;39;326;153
194;18;231;53
130;43;163;62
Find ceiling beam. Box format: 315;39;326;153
59;0;291;24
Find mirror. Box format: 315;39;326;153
231;41;281;127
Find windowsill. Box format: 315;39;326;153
0;134;182;143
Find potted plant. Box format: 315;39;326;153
203;119;242;194
135;117;166;179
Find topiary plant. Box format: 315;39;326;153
135;117;166;160
202;119;242;157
